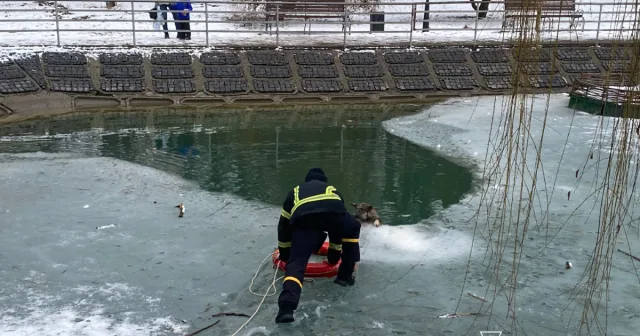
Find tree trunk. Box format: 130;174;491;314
106;1;116;9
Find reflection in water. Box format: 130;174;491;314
0;104;473;224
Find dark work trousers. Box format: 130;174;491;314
158;4;170;38
278;228;323;310
175;20;191;40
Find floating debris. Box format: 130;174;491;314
83;204;90;209
96;224;117;230
565;261;572;269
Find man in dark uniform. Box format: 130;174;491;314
275;168;361;324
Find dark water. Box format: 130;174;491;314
0;104;474;224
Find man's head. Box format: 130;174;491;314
304;168;328;183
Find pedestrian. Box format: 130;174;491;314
275;168;361;323
169;1;192;40
155;2;171;38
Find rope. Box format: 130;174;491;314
229;251;331;335
229;252;282;336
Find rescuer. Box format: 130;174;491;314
275;168;361;324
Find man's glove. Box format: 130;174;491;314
278;247;290;262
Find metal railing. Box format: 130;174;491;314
0;0;637;48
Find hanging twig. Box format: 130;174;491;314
207;202;231;218
466;291;488;302
184;320;220;336
211;312;250;318
617;249;640;262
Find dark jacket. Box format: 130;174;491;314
170;1;192;20
277;168;347;252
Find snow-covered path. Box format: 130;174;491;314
0;0;637;48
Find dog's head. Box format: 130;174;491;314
351;202;374;220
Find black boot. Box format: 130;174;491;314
275;304;295;323
334;275;355;287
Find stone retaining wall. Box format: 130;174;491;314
0;46;636;120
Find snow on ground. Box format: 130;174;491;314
0;0;636;49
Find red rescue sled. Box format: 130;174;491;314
272;241;341;278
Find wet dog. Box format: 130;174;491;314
351;202;382;227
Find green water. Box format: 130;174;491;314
0;104;474;224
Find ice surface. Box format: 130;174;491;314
2;95;640;335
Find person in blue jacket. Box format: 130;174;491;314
169;1;192;40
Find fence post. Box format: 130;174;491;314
54;0;61;46
276;3;280;48
473;5;479;48
595;4;603;45
205;1;209;47
343;6;348;50
131;1;136;46
409;4;415;48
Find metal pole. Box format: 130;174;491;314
473;5;479;48
205;2;210;47
54;0;60;46
409;4;415;48
595;4;603;45
343;6;348;50
276;4;280;48
422;0;429;32
131;1;136;46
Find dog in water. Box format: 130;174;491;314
351;202;382;227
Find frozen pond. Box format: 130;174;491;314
1;96;639;335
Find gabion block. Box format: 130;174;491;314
593;47;633;61
247;51;288;66
484;76;514;90
513;48;551;62
348;78;387;91
394;77;436;91
297;66;339;78
427;49;468;63
152;79;196;93
250;66;292;78
99;53;143;65
522;62;559;74
253;79;295;93
387;64;430;77
477;63;513;76
202;66;244;78
432;63;473;76
561;62;600;73
151;52;192;65
471;49;510;63
49;78;93;93
14;55;47;89
339;52;377;65
555;48;592;61
294;52;334;65
301;79;343;92
42;52;87;65
151;66;195;79
383;52;423;64
439;76;479;90
0;79;39;94
344;65;384;78
200;52;241;65
101;65;145;78
45;65;89;78
100;79;145;92
0;65;26;80
528;73;567;88
205;79;248;93
601;61;633;73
